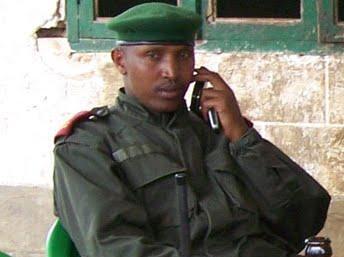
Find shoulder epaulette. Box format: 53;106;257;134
243;117;253;128
54;106;109;143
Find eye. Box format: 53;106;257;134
179;49;193;59
146;51;160;60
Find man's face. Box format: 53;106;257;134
112;44;195;113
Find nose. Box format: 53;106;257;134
161;56;179;79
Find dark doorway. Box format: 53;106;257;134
217;0;301;19
339;0;344;22
97;0;177;18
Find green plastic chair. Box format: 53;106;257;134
0;251;11;257
46;219;80;257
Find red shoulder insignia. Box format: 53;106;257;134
243;117;253;128
54;111;92;143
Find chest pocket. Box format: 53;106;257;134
113;144;197;230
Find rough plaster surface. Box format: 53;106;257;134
0;39;121;187
0;0;63;40
320;197;344;257
328;55;344;124
0;186;55;257
218;53;326;123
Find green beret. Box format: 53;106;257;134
106;3;202;45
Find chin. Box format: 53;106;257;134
154;106;178;113
151;103;181;113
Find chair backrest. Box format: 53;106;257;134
0;251;11;257
46;219;80;257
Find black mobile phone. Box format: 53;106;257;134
190;81;221;133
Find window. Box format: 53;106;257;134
318;0;344;43
67;0;344;52
339;0;344;21
96;0;177;18
199;0;318;52
216;0;301;19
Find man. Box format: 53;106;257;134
53;3;331;257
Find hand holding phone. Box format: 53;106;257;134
190;81;221;133
193;67;250;141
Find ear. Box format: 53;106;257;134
111;48;127;75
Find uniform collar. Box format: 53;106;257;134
114;88;189;128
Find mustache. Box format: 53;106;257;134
155;80;183;91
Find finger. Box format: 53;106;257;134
194;72;229;91
200;98;223;123
200;98;220;121
194;67;216;78
194;67;219;81
202;87;229;97
201;98;222;113
199;90;217;121
194;66;213;74
202;88;236;108
201;92;241;117
201;106;208;122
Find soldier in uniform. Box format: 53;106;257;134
53;3;331;257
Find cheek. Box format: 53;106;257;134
129;61;158;80
183;58;195;73
183;63;195;81
125;65;157;95
126;66;147;84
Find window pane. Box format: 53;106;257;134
339;0;344;22
96;0;177;18
217;0;301;19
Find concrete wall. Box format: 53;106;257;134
0;0;343;256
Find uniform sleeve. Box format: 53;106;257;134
53;142;180;257
228;128;331;252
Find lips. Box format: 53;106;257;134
155;83;185;99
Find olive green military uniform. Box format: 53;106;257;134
53;90;330;257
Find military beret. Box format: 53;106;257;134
106;3;202;45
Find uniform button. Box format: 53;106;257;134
97;107;109;117
89;115;97;120
91;106;109;117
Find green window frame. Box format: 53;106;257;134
66;0;344;52
199;0;316;52
318;0;344;43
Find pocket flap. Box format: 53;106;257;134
114;144;186;190
112;144;162;162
